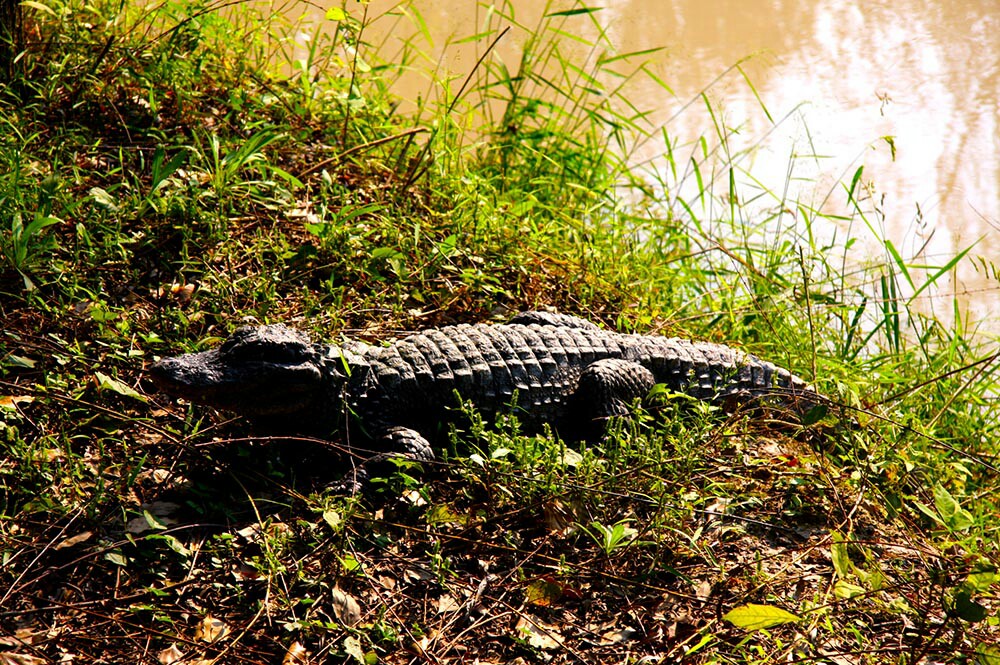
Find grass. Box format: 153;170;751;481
1;0;998;662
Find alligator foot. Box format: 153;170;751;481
329;426;436;496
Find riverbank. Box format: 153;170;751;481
0;2;997;662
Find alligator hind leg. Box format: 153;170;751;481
571;359;656;439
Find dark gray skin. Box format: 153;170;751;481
149;312;817;469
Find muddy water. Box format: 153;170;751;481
302;1;999;333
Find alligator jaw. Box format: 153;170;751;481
150;340;327;417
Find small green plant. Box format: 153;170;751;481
578;519;643;556
1;211;63;288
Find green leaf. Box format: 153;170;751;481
6;355;37;369
913;500;943;526
340;554;361;572
933;484;975;532
801;403;829;425
89;187;118;211
545;7;602;17
830;531;853;578
21;214;62;240
323;510;342;531
723;604;800;630
105;551;128;566
965;568;998;593
151;532;192;557
94;371;147;402
325;7;347;21
833;579;866;599
22;0;57;16
142;509;169;531
977;643;1000;665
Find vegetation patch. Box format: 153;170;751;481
0;1;997;663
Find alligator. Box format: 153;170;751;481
149;311;817;474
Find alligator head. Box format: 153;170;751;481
149;324;346;420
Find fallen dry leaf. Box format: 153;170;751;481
0;395;34;408
126;501;181;535
401;489;427;507
600;626;639;645
403;567;435;583
157;644;185;665
331;588;362;627
54;531;93;550
282;641;310;665
542;498;580;535
514;615;564;650
37;449;64;463
436;594;461;614
343;636;366;664
0;654;47;665
232;563;261;581
194;615;231;643
409;629;439;657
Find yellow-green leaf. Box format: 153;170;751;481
525;578;563;606
323;510;342;531
933;484;975;532
22;0;57;16
830;530;853;578
723;604;800;631
834;579;866;599
325;7;346;21
95;371;147;402
977;643;1000;665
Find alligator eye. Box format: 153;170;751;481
220;325;314;363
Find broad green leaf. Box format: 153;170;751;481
151;532;192;557
323;510;342;531
89;187;117;211
966;568;998;593
801;403;829;425
830;531;853;578
933;484;975;532
525;578;563;606
105;551;128;566
977;643;1000;665
142;509;169;531
833;580;866;599
94;371;147;402
340;553;361;572
723;604;800;630
913;500;943;526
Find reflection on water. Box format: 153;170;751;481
311;0;999;332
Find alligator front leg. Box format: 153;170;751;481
333;426;435;495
